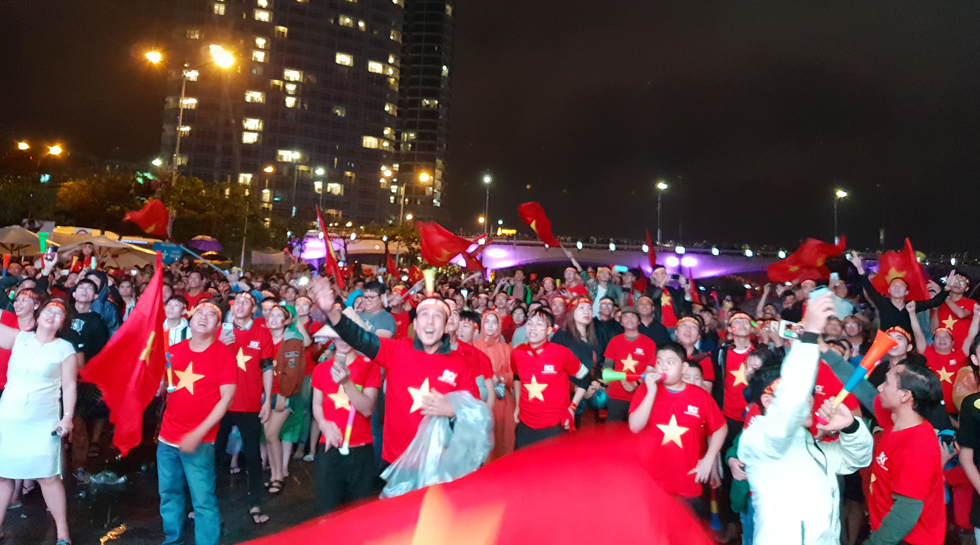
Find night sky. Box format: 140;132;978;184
2;2;979;254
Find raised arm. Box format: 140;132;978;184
963;303;980;355
905;302;928;353
308;277;382;360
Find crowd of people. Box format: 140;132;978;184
0;239;977;545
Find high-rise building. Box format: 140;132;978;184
158;0;454;227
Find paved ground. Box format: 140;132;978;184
2;457;323;545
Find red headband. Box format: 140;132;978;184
885;326;911;344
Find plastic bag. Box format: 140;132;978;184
380;391;493;498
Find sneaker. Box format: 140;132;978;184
72;469;90;484
303;454;314;462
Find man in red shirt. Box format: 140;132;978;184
181;269;213;309
628;342;726;511
311;337;381;514
158;301;237;545
675;316;716;391
214;292;274;524
512;308;591;449
937;275;976;345
868;363;946;545
309;278;481;468
387;285;412;340
602;306;657;422
909;301;980;416
453;307;495;410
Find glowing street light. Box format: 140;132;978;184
481;172;492;236
834;189;848;244
405;213;413;220
263;165;274;173
418;172;431;183
145;50;164;64
478;216;485;225
16;142;29;151
209;45;235;69
152;158;163;167
48;145;63;156
315;167;325;176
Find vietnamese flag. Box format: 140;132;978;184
79;252;166;456
241;427;712;545
871;238;930;301
123;199;170;238
518;202;562;247
417;221;478;268
408;264;424;285
316;206;345;290
386;247;398;279
645;229;657;271
767;236;846;284
460;236;492;273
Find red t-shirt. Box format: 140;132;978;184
660;291;678;328
810;361;860;440
923;346;967;414
227;323;275;413
869;397;945;545
688;352;715;384
160;340;238;445
511;341;582;429
0;310;19;390
391;310;411;340
937;297;976;345
373;337;480;463
311;354;381;448
604;333;658;402
183;291;213;310
629;382;725;497
565;283;588;297
457;340;492;382
500;312;516;344
722;347;751;421
304;320;324;377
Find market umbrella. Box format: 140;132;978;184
187;235;223;253
56;235;157;269
0;225;45;255
200;251;232;266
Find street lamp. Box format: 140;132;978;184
151;158;163;167
405;213;413;221
418;172;431;183
482;173;492;236
16;142;29;151
263;165;274;173
834;189;848;244
478;215;485;225
145;50;163;64
48;145;63;156
656;180;668;244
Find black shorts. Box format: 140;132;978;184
842;470;864;503
77;382;109;420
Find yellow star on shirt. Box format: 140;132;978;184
938;367;955;383
621;354;640;373
174;362;205;395
523;375;548;401
328;386;351;411
657;414;689;448
661;292;672;307
236;348;252;372
730;363;748;387
942;316;958;330
408;378;431;413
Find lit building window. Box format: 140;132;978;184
183;69;199;81
243;118;264;131
245;90;265;103
275;26;288;38
442;65;449;77
269;79;283;90
181;97;198;109
384;102;397;115
178;125;192;135
380;140;391;149
362;136;379;149
284;68;303;81
390;30;401;42
243;132;260;144
252;50;267;63
257;0;269;7
332;105;347;117
421;98;438;108
388;77;398;91
383;127;394;138
392;0;403;6
284;82;298;95
343;171;355;183
238;173;253;185
187;29;201;40
385;65;399;77
446;4;452;15
277;150;301;162
255;36;268;49
335;53;353;66
339;15;354;28
213;3;225;15
357;20;366;31
388;54;399;66
368;61;384;74
326;183;343;195
175;155;188;166
254;9;272;22
284;96;298;108
389;196;395;204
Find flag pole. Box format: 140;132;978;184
179;245;228;275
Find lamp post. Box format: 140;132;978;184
656;180;668;244
834;189;848;244
289;151;302;217
402;171;429;225
482;173;492;236
315;167;326;210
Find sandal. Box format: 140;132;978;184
57;540;72;545
267;480;283;495
21;482;36;496
229;467;241;475
249;507;269;525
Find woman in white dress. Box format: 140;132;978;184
0;298;77;545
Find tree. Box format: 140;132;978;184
0;175;58;226
56;171;146;231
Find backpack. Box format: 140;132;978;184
275;335;306;397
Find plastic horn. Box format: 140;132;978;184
601;369;647;383
1;255;9;277
165;352;176;393
831;330;898;408
338;406;356;456
423;268;436;297
90;256;97;271
38;232;49;254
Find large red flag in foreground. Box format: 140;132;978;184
417;221;480;268
767;236;846;283
79;252;166;456
316;206;345;289
242;427;712;545
123;199;170;238
871;238;930;301
518;202;561;247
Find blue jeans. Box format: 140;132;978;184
740;500;755;545
157;442;220;545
